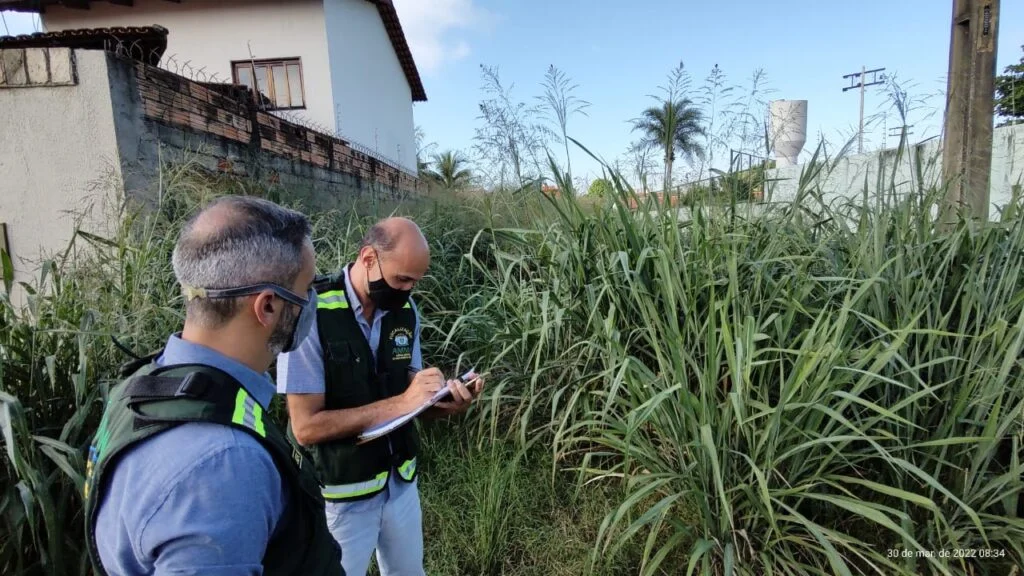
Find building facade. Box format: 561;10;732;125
2;0;425;172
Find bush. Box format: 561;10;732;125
588;178;614;199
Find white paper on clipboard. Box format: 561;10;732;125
356;369;477;444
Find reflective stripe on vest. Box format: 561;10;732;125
397;457;416;481
320;457;417;500
231;388;266;437
319;290;411;311
322;471;388;500
318;290;349;310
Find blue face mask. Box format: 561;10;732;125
284;287;316;353
182;282;316;353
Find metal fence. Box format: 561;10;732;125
662;149;770;202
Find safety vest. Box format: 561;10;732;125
297;267;419;502
83;356;344;576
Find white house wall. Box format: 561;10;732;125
0;49;122;301
323;0;416;172
42;0;337;132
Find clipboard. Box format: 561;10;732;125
356;369;486;445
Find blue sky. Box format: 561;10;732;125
396;0;1024;185
4;1;1023;186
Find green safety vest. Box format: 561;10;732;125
295;267;419;502
83;356;344;576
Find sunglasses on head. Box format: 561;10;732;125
183;283;313;306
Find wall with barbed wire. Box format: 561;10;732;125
93;41;423;209
149;49;417;179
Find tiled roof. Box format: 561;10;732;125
0;24;168;65
0;0;427;102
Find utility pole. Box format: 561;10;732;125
941;0;1000;225
842;67;886;154
888;125;914;143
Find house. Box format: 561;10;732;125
0;0;426;173
0;7;426;306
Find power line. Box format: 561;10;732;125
2;12;10;36
841;66;886;154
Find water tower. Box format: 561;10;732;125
768;100;808;167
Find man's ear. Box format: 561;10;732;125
359;246;375;269
252;291;278;328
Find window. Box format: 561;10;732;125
232;58;305;110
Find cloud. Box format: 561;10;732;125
452;40;471;60
391;0;489;75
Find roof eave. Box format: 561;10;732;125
366;0;426;102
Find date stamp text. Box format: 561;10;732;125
886;548;1007;559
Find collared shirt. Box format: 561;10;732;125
95;334;287;576
277;263;423;396
276;264;424;510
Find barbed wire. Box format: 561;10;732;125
267;110;417;178
96;35;162;66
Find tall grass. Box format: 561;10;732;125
2;140;1023;575
442;145;1024;574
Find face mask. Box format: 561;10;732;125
279;287;316;354
368;253;412;311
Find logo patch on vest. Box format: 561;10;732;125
389;327;413;361
84;445;98;500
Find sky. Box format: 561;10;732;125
4;0;1023;186
392;0;1024;185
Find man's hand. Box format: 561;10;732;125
401;367;445;412
432;372;484;416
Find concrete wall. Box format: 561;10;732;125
41;0;336;132
115;54;423;209
0;48;121;290
324;0;417;172
765;123;1024;217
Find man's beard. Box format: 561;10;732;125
267;303;298;356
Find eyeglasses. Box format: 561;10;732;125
182;283;313;307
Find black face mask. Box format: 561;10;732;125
368;253;412;311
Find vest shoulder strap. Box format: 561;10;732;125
313;271;343;292
313;270;351;311
123;364;273;441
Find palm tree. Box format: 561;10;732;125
424;150;473;190
632;98;706;193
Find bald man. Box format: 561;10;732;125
277;217;483;576
83;196;342;576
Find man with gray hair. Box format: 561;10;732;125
82;195;344;576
